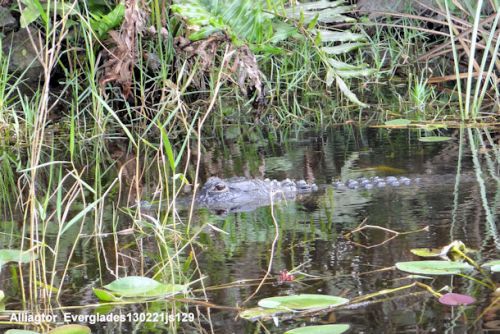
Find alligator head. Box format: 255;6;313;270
197;177;317;213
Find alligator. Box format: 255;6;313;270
196;175;422;213
135;174;452;214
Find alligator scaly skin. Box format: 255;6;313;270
197;177;318;213
333;176;421;190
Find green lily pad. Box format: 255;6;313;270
0;249;37;265
93;288;121;302
418;136;452;142
258;294;349;311
411;242;475;261
396;261;473;275
385;119;411;126
48;325;91;334
410;248;442;258
285;324;350;334
482;260;500;272
239;307;286;321
102;276;187;298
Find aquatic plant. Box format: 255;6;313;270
93;276;188;301
171;0;373;108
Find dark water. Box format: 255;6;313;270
1;127;499;333
190;127;499;333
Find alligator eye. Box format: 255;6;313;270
213;183;227;192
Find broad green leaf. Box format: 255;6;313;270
0;249;37;268
0;290;4;302
104;276;163;295
396;261;473;276
385;119;412;126
93;288;121;302
20;0;79;28
48;325;91;334
334;75;368;108
20;2;41;28
412;242;475;261
258;294;349;311
418;136;452;142
239;307;286;320
410;248;442;257
322;42;366;55
6;330;40;334
103;276;187;298
285;324;350;334
188;26;223;41
90;3;125;38
172;0;274;44
317;30;365;43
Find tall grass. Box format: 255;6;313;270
444;0;500;120
0;2;200;330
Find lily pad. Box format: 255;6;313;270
258;294;349;311
48;325;91;334
482;260;500;272
93;288;121;302
101;276;187;298
385;119;411;126
438;293;476;306
418;136;452;142
411;241;474;261
285;324;350;334
0;249;37;265
410;248;442;258
396;261;473;275
239;307;286;321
